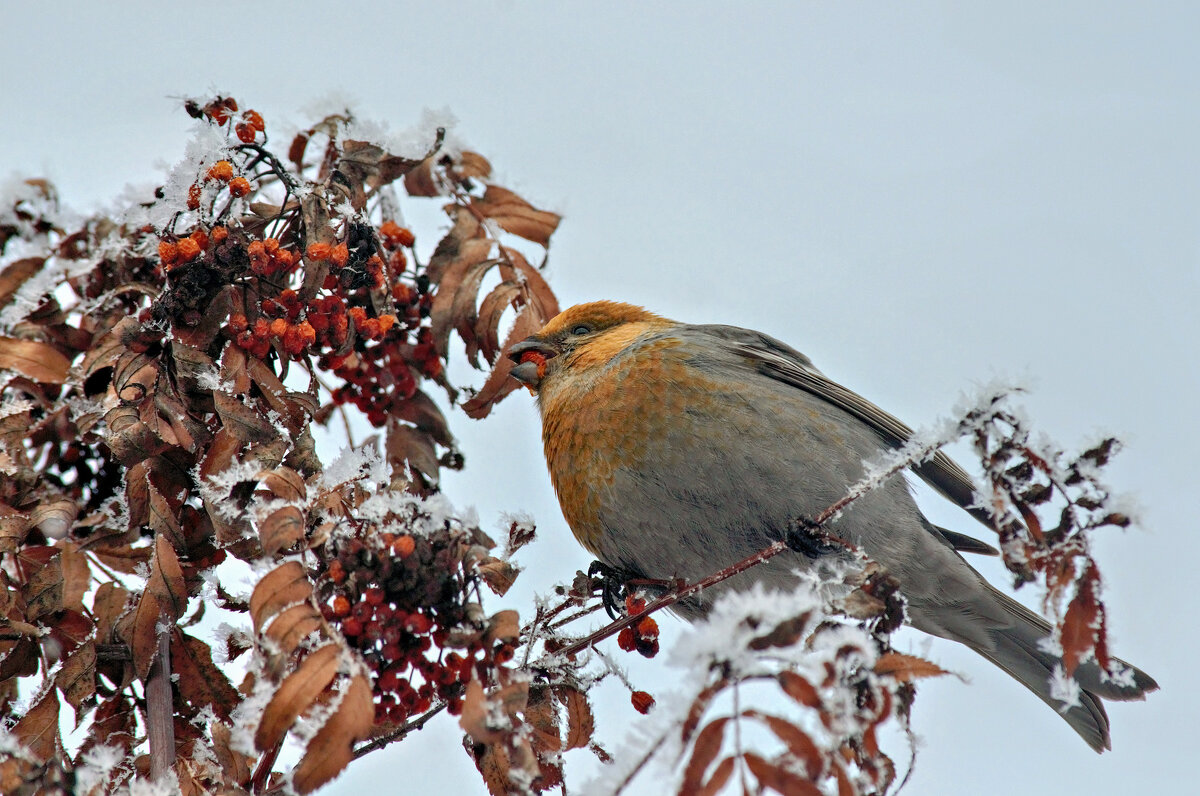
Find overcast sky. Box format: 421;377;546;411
4;2;1197;794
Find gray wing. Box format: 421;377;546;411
693;324;999;555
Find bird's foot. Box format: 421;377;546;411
588;560;629;619
785;517;842;558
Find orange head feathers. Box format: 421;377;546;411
507;301;675;390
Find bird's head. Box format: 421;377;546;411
507;301;672;391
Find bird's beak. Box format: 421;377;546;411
507;339;558;390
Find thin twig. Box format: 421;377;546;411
145;619;174;781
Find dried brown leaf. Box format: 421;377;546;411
873;651;950;682
257;467;306;503
131;534;187;680
172;629;240;722
55;639;96;716
256;643;341;751
393;390;455;448
554;685;594;751
500;246;560;321
290;673;374;794
58;542;89;613
13;687;61;761
696;756;738;796
458;151;492;179
265;602;324;653
429;240;495;357
259;505;305;556
477;557;518;597
460;678;503;744
475;280;522;365
250;561;312;632
29;499;76;541
0;257;42;308
681;677;729;747
743;751;823;796
461;304;541;419
470;186;561;246
386;421;440;486
0;337;71;383
20;546;63;621
778;670;822;710
525;686;561;753
214;391;278;444
1062;565;1102;676
746;711;823;780
679;717;730;796
485;609;520;646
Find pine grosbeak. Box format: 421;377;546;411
508;301;1156;751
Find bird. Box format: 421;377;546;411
506;300;1157;753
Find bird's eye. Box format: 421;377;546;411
571;324;592;335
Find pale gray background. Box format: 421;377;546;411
4;2;1196;793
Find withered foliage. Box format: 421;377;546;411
0;96;559;794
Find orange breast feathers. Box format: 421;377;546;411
536;326;691;555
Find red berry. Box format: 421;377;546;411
228;177;251;197
636;616;659;639
631;691;656;714
617;627;636;652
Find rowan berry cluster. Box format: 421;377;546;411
321;530;501;724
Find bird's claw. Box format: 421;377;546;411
588;560;628;619
785;518;842;558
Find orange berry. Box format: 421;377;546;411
348;306;367;326
243;109;265;132
283;325;306;356
190;229;209;250
332;595;351;617
395;227;415;247
296;320;316;347
617;627;637;652
247;240;266;259
378;314;396;333
263;238;280;255
392;284;415;304
228;314;249;335
228;177;251;197
379;220;403;242
269;318;289;338
360;318;381;340
158;241;178;265
177;238;201;262
187;183;202;210
252;318;270;338
207;160;234;182
235;123;256;143
211;226;229;244
518;349;549;380
306;242;332;261
330;242;350;268
328;559;346;584
391;535;415;558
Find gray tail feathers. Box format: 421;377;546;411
968;584;1158;752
